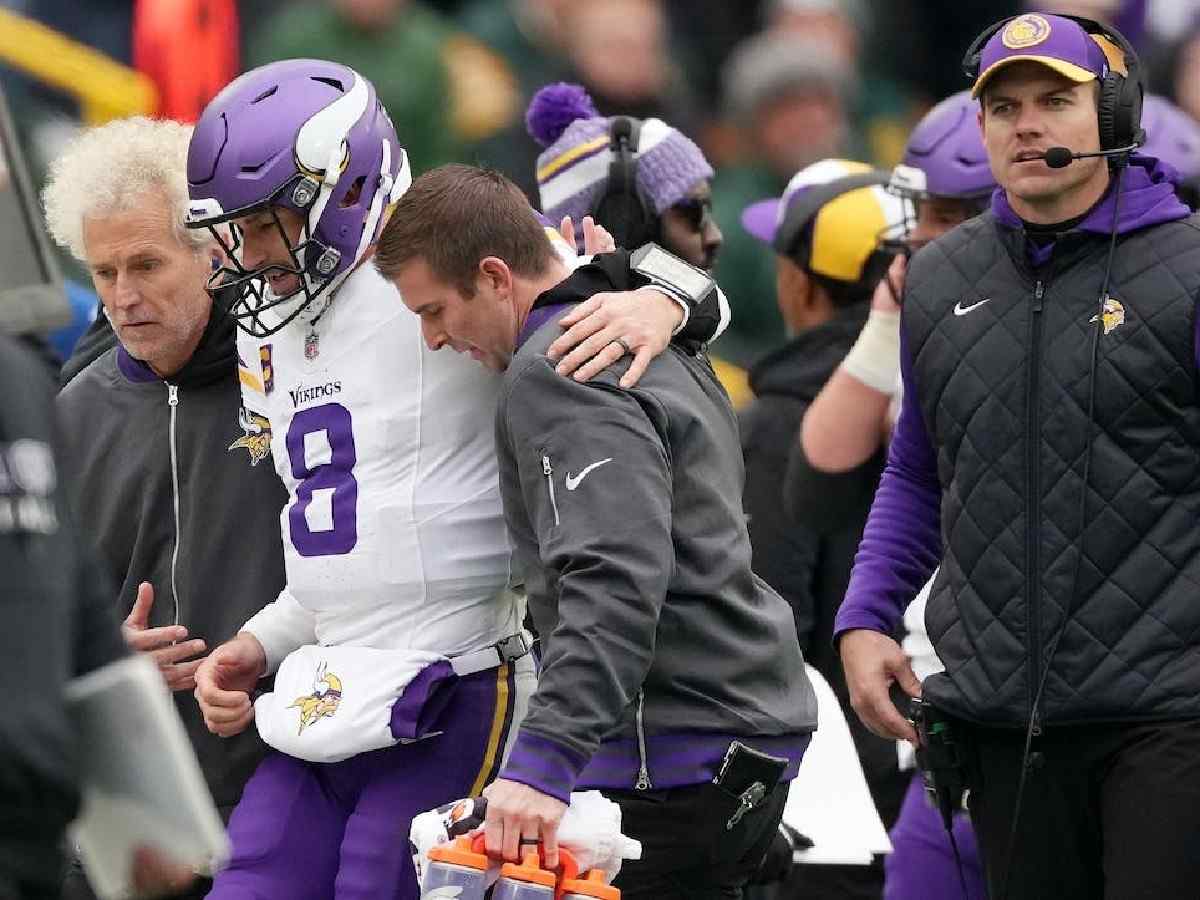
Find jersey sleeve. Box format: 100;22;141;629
240;585;316;673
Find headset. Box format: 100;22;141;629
592;116;657;251
955;15;1143;900
962;14;1145;154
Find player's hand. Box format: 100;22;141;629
194;633;265;737
129;845;196;898
559;215;615;255
841;628;922;745
546;287;681;388
482;778;568;869
122;582;206;692
872;254;906;313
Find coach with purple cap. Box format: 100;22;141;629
836;12;1200;899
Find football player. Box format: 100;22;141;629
188;60;726;899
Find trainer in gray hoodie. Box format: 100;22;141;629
378;164;816;899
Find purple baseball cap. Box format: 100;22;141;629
971;13;1125;100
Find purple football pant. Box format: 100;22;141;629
885;774;987;900
206;659;532;900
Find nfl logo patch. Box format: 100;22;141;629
304;329;320;360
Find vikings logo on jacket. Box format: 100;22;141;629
1090;296;1126;335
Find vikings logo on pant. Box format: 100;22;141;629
289;660;343;735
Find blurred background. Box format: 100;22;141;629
3;0;1200;368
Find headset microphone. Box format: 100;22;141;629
1042;142;1141;168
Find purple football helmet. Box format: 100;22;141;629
883;90;996;253
186;59;411;338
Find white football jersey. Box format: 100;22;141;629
234;264;518;666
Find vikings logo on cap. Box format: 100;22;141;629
289;660;343;735
1002;14;1052;49
1090;296;1126;335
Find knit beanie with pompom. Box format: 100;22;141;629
525;82;714;229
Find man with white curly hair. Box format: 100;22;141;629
46;116;289;900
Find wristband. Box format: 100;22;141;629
840;308;901;394
630;242;716;313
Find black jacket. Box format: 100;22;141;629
56;311;287;811
738;305;902;825
905;210;1200;725
0;335;125;892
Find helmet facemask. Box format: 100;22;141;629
199;176;344;339
880;164;926;257
880;163;989;257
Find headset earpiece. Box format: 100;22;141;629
592;116;654;251
1071;17;1144;150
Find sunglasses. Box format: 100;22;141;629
672;196;714;232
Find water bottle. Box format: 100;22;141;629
420;835;489;899
491;852;556;900
561;869;620;899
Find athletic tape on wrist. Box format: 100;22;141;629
840;308;901;395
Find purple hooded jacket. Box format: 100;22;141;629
834;155;1195;640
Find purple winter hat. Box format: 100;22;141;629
525;83;713;227
970;13;1120;100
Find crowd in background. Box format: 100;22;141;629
6;0;1200;368
3;3;1200;899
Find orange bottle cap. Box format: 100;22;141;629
554;847;579;884
560;869;620;899
499;852;557;887
427;835;488;870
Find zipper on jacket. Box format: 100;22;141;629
167;383;182;627
1026;281;1045;723
541;454;560;526
634;690;653;790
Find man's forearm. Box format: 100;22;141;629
799;368;891;474
835;331;941;639
834;451;941;639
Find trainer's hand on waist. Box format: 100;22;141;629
482;778;568;869
841;628;921;745
122;582;206;693
194;633;266;737
546;287;680;388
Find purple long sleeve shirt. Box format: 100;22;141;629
834;155;1195;640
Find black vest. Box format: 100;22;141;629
904;211;1200;726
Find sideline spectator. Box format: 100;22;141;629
712;33;859;365
739;157;906;899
